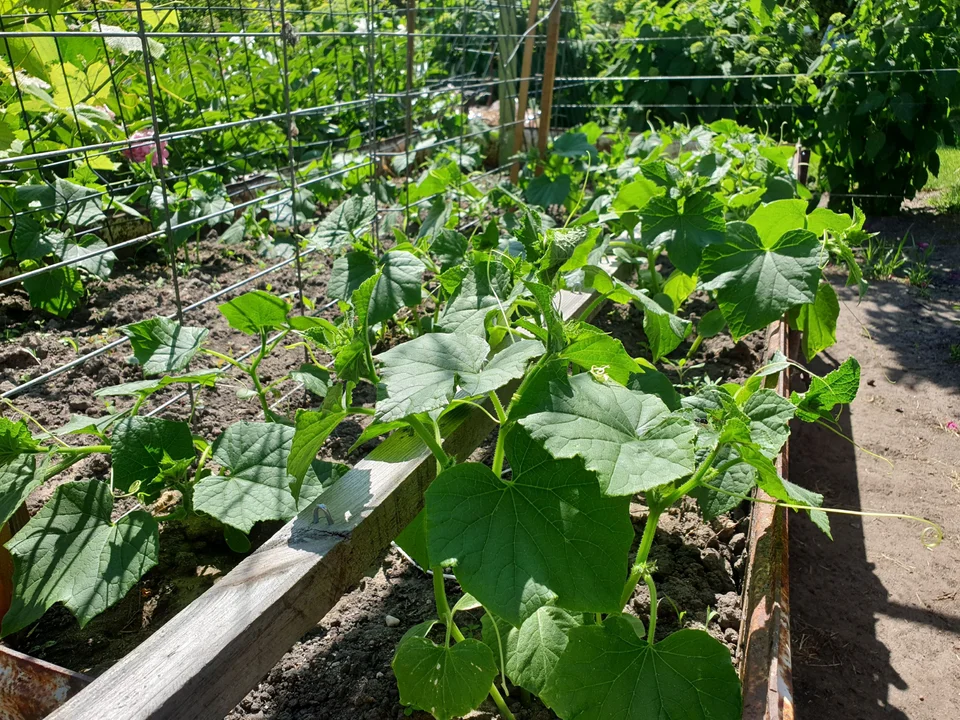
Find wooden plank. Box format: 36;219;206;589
509;0;540;184
739;319;795;720
535;0;563;173
48;272;622;720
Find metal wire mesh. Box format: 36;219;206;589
0;0;555;426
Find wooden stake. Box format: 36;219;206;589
510;0;540;184
536;0;562;174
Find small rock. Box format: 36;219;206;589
376;671;384;679
715;591;741;630
724;628;739;645
384;614;400;627
730;532;747;556
68;395;90;412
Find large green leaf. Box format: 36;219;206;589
552;131;598;161
120;318;208;376
287;404;347;501
375;333;488;422
700;222;821;340
425;428;633;626
742;389;795;459
640;192;726;274
111;417;195;497
367;250;425;326
0;455;40;528
194;422;333;533
327;251;377;302
2;480;159;635
515;367;697;496
12;217;67;261
218;291;291;335
558;325;645;386
690;446;756;520
392;636;496;720
307;195;375;250
789;282;839;362
375;334;542;423
542;619;742;720
63;237;116;279
525;174;572;208
747;199;808;244
438;261;513;336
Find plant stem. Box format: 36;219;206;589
45;444;111;456
488;391;509;477
346;406;376;416
489;684;516;720
646;250;661;294
581;290;613;320
661;444;721;507
202;349;249;373
619;503;663;610
643;573;658;644
408;415;451;470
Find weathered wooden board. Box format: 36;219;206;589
48;278;620;720
739;319;795;720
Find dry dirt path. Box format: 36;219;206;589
791;243;960;719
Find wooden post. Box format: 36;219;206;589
0;503;30;624
510;0;540;184
536;0;562;174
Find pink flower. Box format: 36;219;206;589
947;421;959;433
123;129;168;167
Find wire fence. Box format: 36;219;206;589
1;0;957;420
0;0;586;421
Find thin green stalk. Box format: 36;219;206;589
408;415;452;470
346;406;376;416
661;444;721;508
646;250;661;294
489;391;509;476
582;290;613;320
202;348;249;373
40;445;110;483
3;398;69;447
619;504;663;610
644;574;658;644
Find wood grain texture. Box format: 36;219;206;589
48;275;620;720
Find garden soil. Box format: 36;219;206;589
790;220;960;720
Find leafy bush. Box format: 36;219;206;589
806;0;960;211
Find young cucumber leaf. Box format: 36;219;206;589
0;455;41;528
120;317;209;376
742;389;796;459
640;191;726;274
542;619;741;720
194;422;338;533
367;250;426;326
287;396;348;501
558;323;650;385
219;290;292;335
425;427;633;627
289;365;332;398
392;635;496;720
375;334;544;423
691;445;757;520
0;418;40;463
490;605;585;696
791;357;861;423
111;417;195;497
22;266;84;318
94;369;223;398
700;222;821;341
438;260;513;336
327;251;377;302
514;365;697;496
2;480;159;636
788;282;840;362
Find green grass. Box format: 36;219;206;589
925;147;960;192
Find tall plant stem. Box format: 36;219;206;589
488;391;508;476
431;569;516;720
620;504;663;610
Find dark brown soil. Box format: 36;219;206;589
790;223;960;719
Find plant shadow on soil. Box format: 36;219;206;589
790;348;960;720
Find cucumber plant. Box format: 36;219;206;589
371;246;860;719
